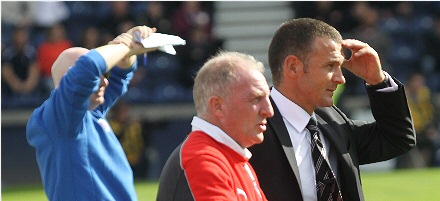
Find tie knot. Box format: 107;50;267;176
307;117;318;131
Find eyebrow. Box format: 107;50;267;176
328;55;345;66
251;87;269;98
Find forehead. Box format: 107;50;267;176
310;37;344;63
233;69;268;95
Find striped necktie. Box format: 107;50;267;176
307;117;343;201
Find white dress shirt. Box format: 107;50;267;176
271;88;326;201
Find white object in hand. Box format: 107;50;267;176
134;32;186;55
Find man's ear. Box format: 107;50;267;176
283;55;301;77
209;96;224;117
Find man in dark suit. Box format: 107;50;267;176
248;18;416;201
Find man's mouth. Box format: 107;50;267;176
258;121;267;131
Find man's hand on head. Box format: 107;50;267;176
341;39;385;85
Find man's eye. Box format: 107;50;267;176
253;97;262;103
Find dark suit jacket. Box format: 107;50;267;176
249;79;416;201
156;144;194;201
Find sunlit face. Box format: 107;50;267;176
89;76;109;110
297;37;346;111
219;67;274;148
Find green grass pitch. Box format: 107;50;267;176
2;168;440;201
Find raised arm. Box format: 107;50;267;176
96;26;157;70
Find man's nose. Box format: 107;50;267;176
333;68;346;85
261;97;274;118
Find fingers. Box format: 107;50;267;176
127;25;157;39
110;26;156;45
352;47;371;58
109;26;158;57
142;26;157;38
109;33;133;47
342;59;351;70
342;38;379;59
342;39;369;52
341;39;383;81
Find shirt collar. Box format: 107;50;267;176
191;116;252;159
271;87;315;133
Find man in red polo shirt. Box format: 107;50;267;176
157;51;274;201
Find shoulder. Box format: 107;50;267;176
2;46;16;60
182;131;224;157
316;106;347;121
315;106;353;132
181;131;230;167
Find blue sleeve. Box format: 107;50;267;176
96;59;138;115
29;50;108;138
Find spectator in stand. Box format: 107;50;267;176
78;26;102;50
178;26;218;88
292;1;358;35
37;23;73;92
342;3;392;96
422;14;440;92
1;2;69;47
171;2;221;89
396;73;439;168
1;26;43;108
100;1;136;42
30;1;70;46
1;1;37;43
136;1;173;35
172;1;212;40
351;3;392;71
109;99;147;179
381;1;428;83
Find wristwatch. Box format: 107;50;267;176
366;72;390;90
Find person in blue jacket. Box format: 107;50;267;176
26;25;157;201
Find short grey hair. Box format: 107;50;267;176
193;51;265;117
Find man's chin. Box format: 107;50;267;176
319;97;334;107
253;134;265;145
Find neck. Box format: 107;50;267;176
275;85;314;115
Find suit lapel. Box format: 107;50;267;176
315;114;346;157
269;98;303;190
315;109;363;200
